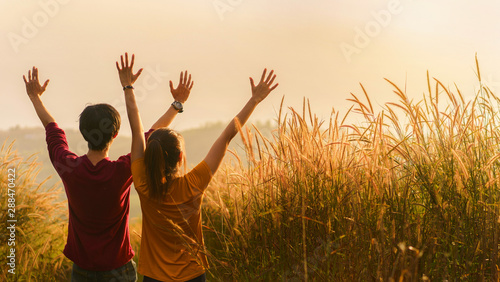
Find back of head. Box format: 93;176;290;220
79;104;121;151
145;128;182;201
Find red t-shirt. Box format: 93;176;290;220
45;122;147;271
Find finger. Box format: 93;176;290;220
260;69;267;83
23;75;27;84
265;70;274;83
189;81;194;90
116;61;120;71
268;74;276;86
120;55;125;68
135;68;143;78
130;54;135;69
125;53;129;67
28;69;32;81
179;72;183;87
184;71;188;85
249;77;255;88
270;83;279;91
42;79;50;90
33;67;38;81
169;81;175;92
186;74;191;87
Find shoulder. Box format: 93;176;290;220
183;160;213;192
115;153;131;166
193;161;212;176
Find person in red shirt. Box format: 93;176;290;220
23;59;191;281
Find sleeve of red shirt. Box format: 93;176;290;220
145;128;155;141
117;128;156;165
45;122;80;177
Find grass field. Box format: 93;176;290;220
202;58;500;281
2;59;500;281
0;142;70;281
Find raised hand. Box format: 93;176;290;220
23;67;49;100
169;71;193;103
249;69;279;104
203;68;279;175
116;52;143;87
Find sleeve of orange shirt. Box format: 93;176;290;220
184;161;212;193
131;158;149;196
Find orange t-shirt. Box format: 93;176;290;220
131;158;212;281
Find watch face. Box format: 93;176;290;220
173;101;183;111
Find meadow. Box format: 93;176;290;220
203;58;500;281
2;59;500;281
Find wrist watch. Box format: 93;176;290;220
171;101;184;113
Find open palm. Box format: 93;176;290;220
169;71;193;103
23;67;49;99
250;69;278;103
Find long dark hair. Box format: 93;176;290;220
144;128;182;201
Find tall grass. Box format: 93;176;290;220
0;141;71;281
203;61;500;281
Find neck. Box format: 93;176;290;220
86;149;109;165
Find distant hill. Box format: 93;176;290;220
1;121;275;219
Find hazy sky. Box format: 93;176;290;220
2;0;500;134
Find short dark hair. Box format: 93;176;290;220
79;104;120;151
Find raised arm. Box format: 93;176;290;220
204;69;278;174
150;71;194;130
116;52;144;161
23;67;55;127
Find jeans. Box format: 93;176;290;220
143;273;206;282
71;259;137;282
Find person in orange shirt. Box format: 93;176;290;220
117;52;278;281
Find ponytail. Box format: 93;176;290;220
145;139;166;200
144;128;182;201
